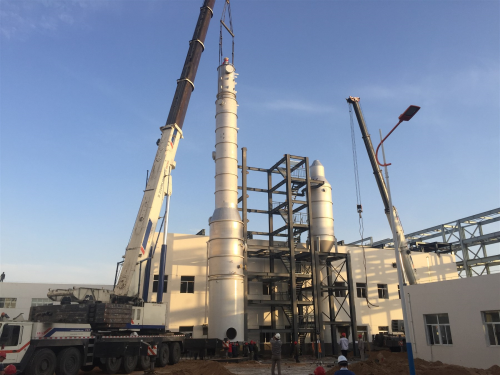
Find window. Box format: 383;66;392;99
259;326;272;343
483;311;500;346
180;276;195;293
425;314;453;345
398;285;401;299
334;282;347;297
357;326;368;340
31;298;52;307
152;275;168;293
0;298;17;308
263;283;271;296
0;325;20;346
377;284;389;299
378;326;389;334
356;283;366;298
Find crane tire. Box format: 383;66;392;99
156;344;170;367
136;355;150;371
104;357;122;374
168;342;181;365
121;355;138;374
25;348;57;375
55;347;81;375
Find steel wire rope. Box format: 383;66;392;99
219;0;235;66
349;103;378;308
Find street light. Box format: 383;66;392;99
375;105;420;167
376;105;420;375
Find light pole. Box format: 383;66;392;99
376;105;420;375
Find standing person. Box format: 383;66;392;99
228;340;233;358
293;341;300;363
270;333;282;375
0;351;7;375
334;355;356;375
0;313;9;322
339;333;349;357
223;338;229;357
243;342;249;357
0;272;4;282
248;340;254;360
358;334;366;361
253;341;260;361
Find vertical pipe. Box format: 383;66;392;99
242;147;248;341
346;253;358;357
379;131;416;375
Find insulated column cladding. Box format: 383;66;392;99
310;160;335;253
208;58;244;341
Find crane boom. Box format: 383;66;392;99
114;0;216;298
346;96;418;285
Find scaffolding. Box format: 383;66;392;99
238;149;358;355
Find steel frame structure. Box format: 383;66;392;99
238;150;357;355
370;208;500;278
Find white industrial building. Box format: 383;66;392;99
406;273;500;369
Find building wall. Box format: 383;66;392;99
0;283;112;318
405;273;500;369
326;245;458;343
146;234;457;342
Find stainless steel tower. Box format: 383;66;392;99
208;58;244;340
310;160;335;253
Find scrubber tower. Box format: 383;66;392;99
208;58;244;341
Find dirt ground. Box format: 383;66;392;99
84;353;500;375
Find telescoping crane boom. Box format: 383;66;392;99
48;0;217;306
346;96;418;285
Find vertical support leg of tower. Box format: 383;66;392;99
242;147;248;341
285;155;299;344
346;252;359;356
306;158;323;346
326;261;336;355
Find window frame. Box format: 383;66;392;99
424;313;453;346
0;298;17;308
31;298;52;307
180;276;195;294
356;283;367;298
377;284;389;299
483;311;500;346
152;274;168;294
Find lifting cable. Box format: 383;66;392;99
219;0;235;65
349;103;378;308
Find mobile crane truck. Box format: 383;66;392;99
0;2;216;375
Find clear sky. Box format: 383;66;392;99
1;0;498;284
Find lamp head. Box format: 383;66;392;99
398;105;420;121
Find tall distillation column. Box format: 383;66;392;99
208;58;244;341
310;160;335;344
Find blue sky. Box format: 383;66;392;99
1;0;498;284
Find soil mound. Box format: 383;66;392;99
156;360;235;375
324;351;499;375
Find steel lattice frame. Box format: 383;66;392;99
368;208;500;278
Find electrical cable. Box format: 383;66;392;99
349;103;378;308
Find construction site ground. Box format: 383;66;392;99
84;351;500;375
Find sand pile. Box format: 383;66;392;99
156;360;235;375
325;351;500;375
